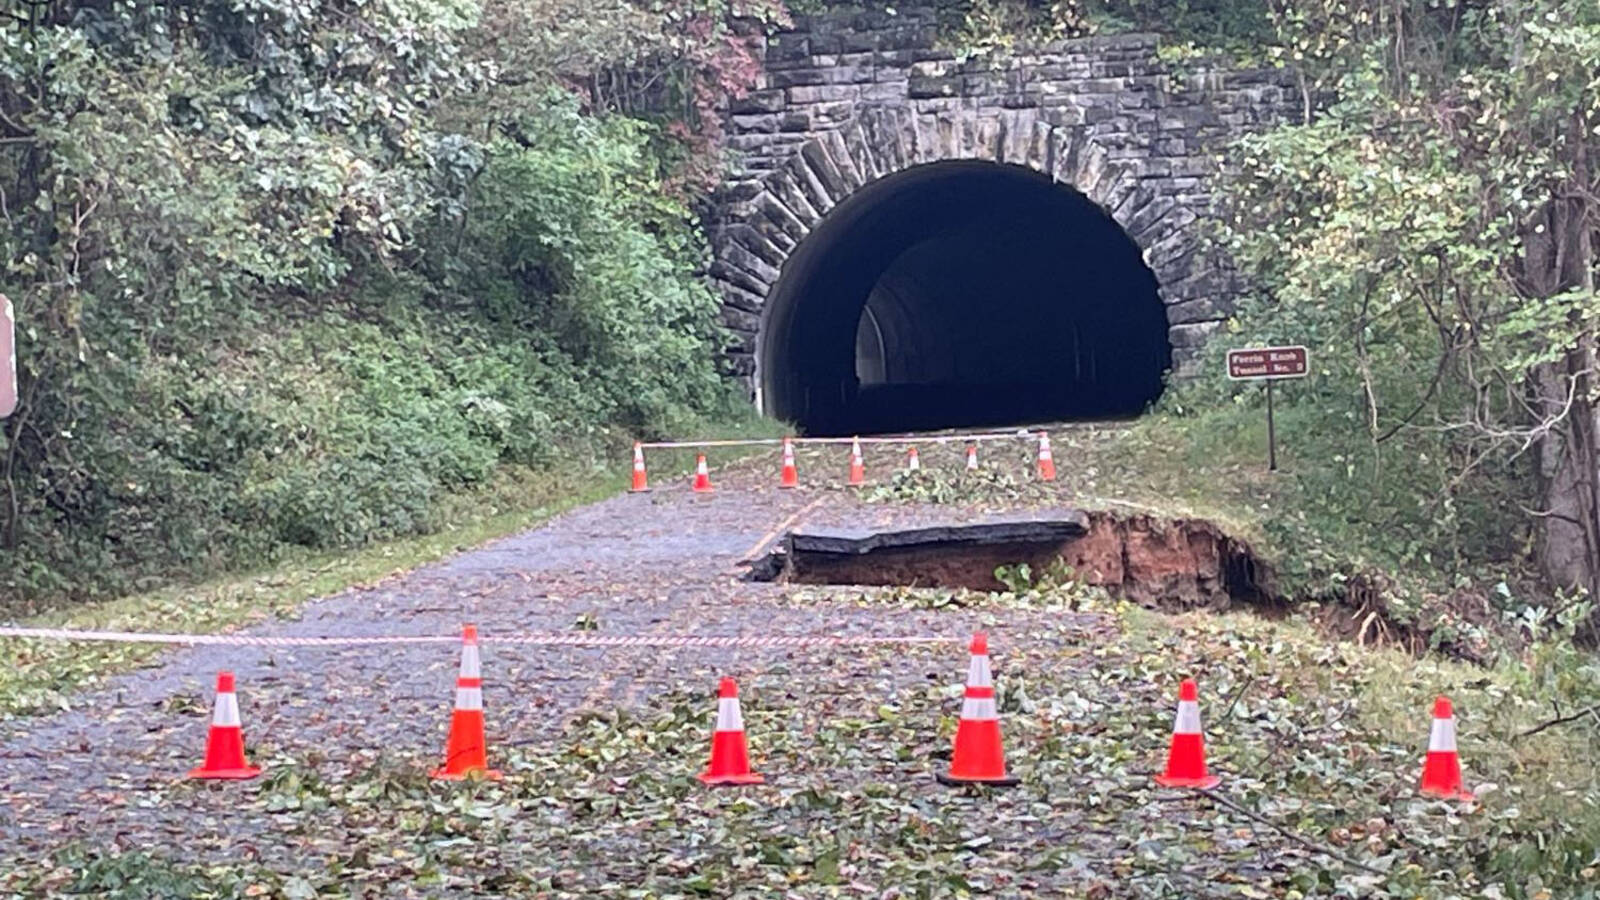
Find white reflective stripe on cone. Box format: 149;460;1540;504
213;692;241;728
961;696;998;721
455;686;484;711
460;644;481;679
965;653;992;689
1173;700;1202;735
1428;715;1457;752
715;697;744;732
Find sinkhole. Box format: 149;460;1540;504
744;510;1273;609
757;161;1172;436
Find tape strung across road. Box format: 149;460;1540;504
639;430;1043;449
0;626;960;648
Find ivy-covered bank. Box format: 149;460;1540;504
0;1;785;609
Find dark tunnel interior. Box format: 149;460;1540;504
758;161;1172;436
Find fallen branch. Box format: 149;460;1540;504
1220;675;1255;725
1517;703;1600;740
1198;791;1389;877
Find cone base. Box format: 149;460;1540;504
1154;773;1221;789
188;765;262;780
778;482;797;489
692;486;714;494
1420;784;1473;801
936;772;1020;787
629;486;651;494
698;771;765;786
430;767;503;781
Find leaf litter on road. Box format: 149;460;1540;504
2;441;1595;898
5;589;1578;898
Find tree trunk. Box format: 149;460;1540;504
1536;353;1600;600
1531;112;1600;608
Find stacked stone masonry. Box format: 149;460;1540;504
708;7;1302;390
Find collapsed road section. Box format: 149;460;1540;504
749;508;1275;609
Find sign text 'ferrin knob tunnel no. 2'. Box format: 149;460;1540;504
1226;344;1310;472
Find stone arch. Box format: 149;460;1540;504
711;104;1213;432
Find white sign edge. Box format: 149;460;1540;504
0;294;14;418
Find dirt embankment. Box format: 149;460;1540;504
765;509;1277;609
1056;513;1277;609
765;508;1501;662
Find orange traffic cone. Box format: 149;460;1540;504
966;444;979;471
906;447;921;472
848;437;865;486
630;442;650;493
1154;679;1220;789
1420;696;1473;800
937;633;1019;786
188;671;262;780
692;454;714;493
1037;432;1057;481
432;625;501;781
779;437;799;489
699;677;764;785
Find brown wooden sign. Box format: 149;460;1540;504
0;294;14;419
1226;344;1309;473
1226;345;1309;380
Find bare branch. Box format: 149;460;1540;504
1198;792;1391;876
1517;704;1600;740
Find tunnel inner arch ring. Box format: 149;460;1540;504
758;160;1171;435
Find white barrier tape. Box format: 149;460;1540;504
639;431;1041;450
639;438;787;448
0;627;460;646
490;634;958;647
0;626;959;648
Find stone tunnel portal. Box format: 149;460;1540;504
758;161;1172;436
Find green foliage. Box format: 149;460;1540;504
1084;0;1273;49
449;93;730;435
54;849;243;899
1167;0;1600;601
864;460;1033;505
0;2;750;609
908;0;1272;60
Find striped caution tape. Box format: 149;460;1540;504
491;634;958;647
638;430;1042;449
0;627;459;647
0;626;960;648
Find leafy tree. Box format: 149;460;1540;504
1213;0;1600;603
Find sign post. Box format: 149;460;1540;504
1226;345;1309;472
0;294;14;419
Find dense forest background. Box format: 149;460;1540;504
2;0;1596;617
0;0;788;605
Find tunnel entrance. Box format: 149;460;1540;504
758;161;1171;435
